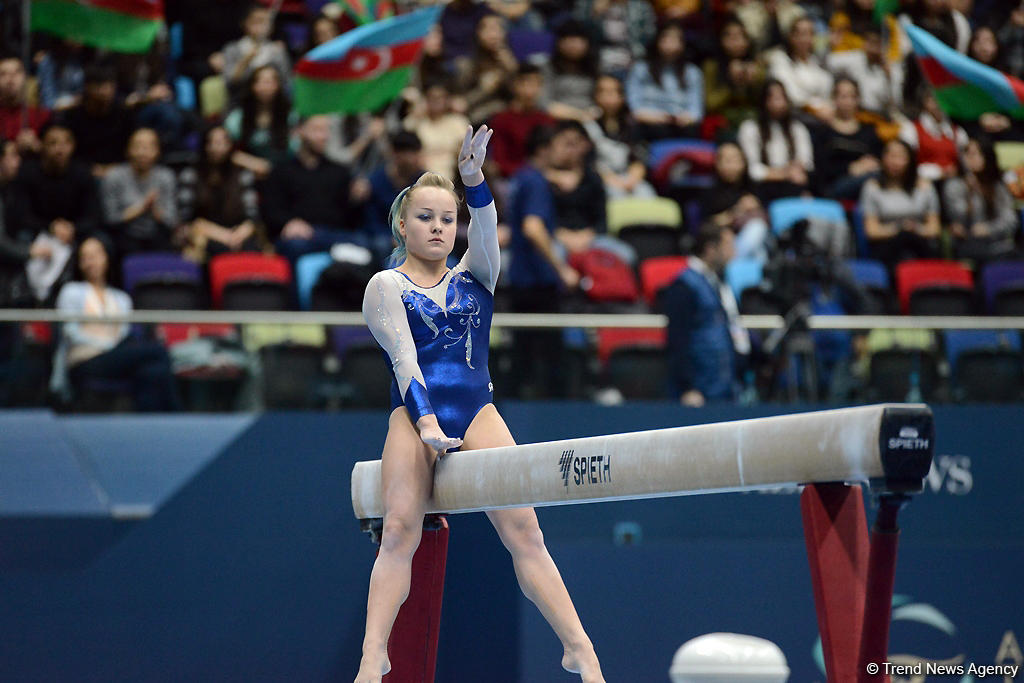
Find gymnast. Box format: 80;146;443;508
355;125;605;683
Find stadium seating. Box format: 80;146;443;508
122;253;204;310
980;261;1024;315
894;260;974;315
209;253;292;310
638;255;687;306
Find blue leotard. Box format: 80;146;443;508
362;182;499;443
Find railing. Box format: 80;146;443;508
2;309;1024;330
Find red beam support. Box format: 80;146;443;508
801;483;871;683
383;515;449;683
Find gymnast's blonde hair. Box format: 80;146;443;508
387;172;461;267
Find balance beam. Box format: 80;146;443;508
350;404;933;520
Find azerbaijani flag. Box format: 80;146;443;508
903;20;1024;120
338;0;395;26
294;6;441;116
31;0;163;54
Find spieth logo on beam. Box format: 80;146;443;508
890;426;930;451
559;450;612;490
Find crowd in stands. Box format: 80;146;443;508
1;0;1023;411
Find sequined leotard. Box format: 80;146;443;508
362;182;499;443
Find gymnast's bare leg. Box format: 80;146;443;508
463;404;606;683
355;406;437;683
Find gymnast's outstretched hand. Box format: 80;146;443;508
416;414;463;455
458;124;493;188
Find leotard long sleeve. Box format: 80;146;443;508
362;181;499;440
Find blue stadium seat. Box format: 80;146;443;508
768;197;847;237
725;258;763;300
295;252;333;311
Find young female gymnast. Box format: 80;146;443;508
356;125;605;683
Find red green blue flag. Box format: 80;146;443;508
903;20;1024;120
337;0;395;26
30;0;164;54
294;6;441;116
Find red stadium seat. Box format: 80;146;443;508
595;327;665;366
209;253;292;309
894;260;973;315
639;256;688;306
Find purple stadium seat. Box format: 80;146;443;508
121;253;202;293
980;261;1024;313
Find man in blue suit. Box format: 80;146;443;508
663;222;751;406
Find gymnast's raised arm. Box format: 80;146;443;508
457;125;499;293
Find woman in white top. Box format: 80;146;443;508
737;79;814;202
51;236;179;410
766;16;833;118
355;126;605;683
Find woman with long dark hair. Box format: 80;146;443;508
703;17;765;129
625;20;704;139
354;125;605;683
224;65;297;178
944;138;1019;263
736;78;814;201
542;19;602;122
860;138;941;266
814;77;882;200
766;16;833;118
178;125;261;262
583;74;655;197
700;141;770;263
453;13;519;124
51;235;180;410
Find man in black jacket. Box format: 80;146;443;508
260;115;365;265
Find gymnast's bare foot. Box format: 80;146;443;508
354;648;390;683
562;643;605;682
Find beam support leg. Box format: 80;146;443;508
383;515;449;683
801;483;870;683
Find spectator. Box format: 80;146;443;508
363;131;427;265
166;0;249;84
545;120;636;266
221;4;291;95
700;142;770;264
582;74;655;198
903;0;972;54
828;0;878;53
959;27;1023;141
117;52;190;156
403;81;471;179
998;1;1024;79
737;79;814;201
731;0;805;53
944;138;1019;263
225;64;297;178
454;14;519;125
542;19;601;122
304;11;341;53
57;63;133;177
488;64;555;178
35;39;88;111
51;235;180;411
440;0;493;62
100;128;178;255
0;140;38;305
505;125;580;398
813;77;882;200
414;24;455;94
10;123;100;245
625;20;704;140
261;115;363;264
574;0;657;78
899;87;968;183
663;221;750;406
766;16;834;118
0;54;50;154
860;139;941;266
178;125;260;263
703;17;766;130
826;26;904;117
487;0;545;31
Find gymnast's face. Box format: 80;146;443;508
400;186;458;264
